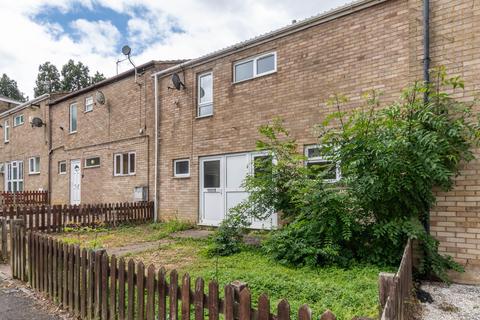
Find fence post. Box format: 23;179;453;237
379;272;396;314
0;218;7;262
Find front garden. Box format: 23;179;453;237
56;222;388;319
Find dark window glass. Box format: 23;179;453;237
85;157;100;167
234;60;254;82
175;160;189;175
129;153;135;173
204;160;220;188
307;147;322;158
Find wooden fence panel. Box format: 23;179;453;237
10;227;348;320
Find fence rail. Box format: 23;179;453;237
1;201;153;233
11;225;327;320
0;191;49;206
379;239;413;320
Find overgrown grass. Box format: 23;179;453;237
133;238;388;320
57;222;387;319
56;220;194;249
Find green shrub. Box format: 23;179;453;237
217;68;479;281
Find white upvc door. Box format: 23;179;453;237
70;159;81;205
200;156;224;226
199;152;277;229
5;161;24;192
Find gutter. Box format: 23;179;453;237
152;0;388;79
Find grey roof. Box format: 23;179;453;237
152;0;388;78
0;94;22;105
0;94;50;118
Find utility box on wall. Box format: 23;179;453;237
133;186;148;202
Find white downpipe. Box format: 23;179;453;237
154;75;159;221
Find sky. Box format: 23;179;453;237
0;0;352;98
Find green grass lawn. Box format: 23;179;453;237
57;223;389;320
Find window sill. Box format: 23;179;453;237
233;70;277;85
59;172;67;175
84;165;100;169
196;114;213;120
84;109;93;114
29;172;40;176
113;173;136;177
69;131;77;135
174;175;190;179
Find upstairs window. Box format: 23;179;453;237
234;52;276;83
197;72;213;117
14;114;24;127
85;96;94;112
114;152;135;176
4;120;9;143
69;103;78;133
29;156;40;174
305;145;341;182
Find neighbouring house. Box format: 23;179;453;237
48;60;185;205
0;95;21;113
0;94;52;192
153;0;480;280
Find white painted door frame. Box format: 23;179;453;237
199;152;277;229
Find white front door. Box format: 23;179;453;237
199;153;277;229
70;159;81;205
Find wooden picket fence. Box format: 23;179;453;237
10;224;324;320
379;239;413;320
0;191;49;206
0;202;154;233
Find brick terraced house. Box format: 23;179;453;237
0;94;52;192
48;60;183;205
153;0;480;281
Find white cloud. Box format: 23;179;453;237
70;19;121;55
0;0;352;98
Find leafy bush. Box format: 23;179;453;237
213;68;479;281
207;211;250;256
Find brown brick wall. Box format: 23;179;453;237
49;63;175;205
156;0;480;268
0;99;50;192
156;0;412;222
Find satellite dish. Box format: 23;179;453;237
31;117;45;128
96;90;106;105
122;45;131;56
172;73;186;90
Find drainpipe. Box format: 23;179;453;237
423;0;430;105
423;0;430;234
154;75;159;221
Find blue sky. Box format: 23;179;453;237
0;0;352;97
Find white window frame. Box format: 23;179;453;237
304;145;341;183
85;96;94;113
58;161;67;175
28;156;40;175
69;103;78;133
4;120;10;143
5;160;23;192
173;159;190;178
13;114;24;127
113;152;136;176
197;72;213;118
84;156;100;168
233;51;277;83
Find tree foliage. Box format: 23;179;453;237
34;62;61;97
0;73;26;102
91;71;106;85
61;59;91;92
212;68;479;281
